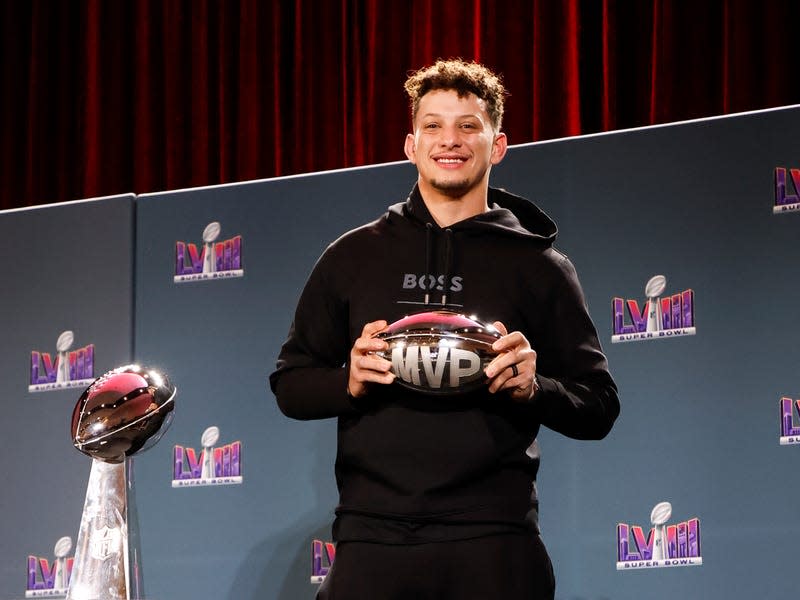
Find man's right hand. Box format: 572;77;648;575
347;320;395;398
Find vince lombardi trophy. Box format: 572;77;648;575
68;365;175;600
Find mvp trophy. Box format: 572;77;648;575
67;365;176;600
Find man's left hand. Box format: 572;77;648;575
484;321;538;402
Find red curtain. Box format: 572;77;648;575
1;0;798;210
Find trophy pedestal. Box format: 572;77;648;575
66;458;144;600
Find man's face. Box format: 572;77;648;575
404;89;507;198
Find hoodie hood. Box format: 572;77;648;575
385;184;559;307
387;184;558;246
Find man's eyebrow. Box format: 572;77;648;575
418;112;482;120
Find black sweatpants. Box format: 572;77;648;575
316;533;555;600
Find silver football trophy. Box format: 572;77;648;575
68;365;176;600
374;309;501;394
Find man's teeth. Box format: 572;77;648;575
437;158;463;163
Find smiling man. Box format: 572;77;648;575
403;84;507;225
270;59;619;600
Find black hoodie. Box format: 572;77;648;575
270;185;619;544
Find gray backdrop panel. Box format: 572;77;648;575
133;166;416;600
493;108;800;599
0;195;135;600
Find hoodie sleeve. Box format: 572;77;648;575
532;256;620;440
268;247;361;420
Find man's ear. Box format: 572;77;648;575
404;133;417;164
491;132;508;165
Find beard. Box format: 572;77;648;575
428;175;475;198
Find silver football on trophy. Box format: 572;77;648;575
70;364;176;463
373;309;501;395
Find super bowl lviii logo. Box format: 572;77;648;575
29;330;94;393
612;275;696;343
617;502;702;570
311;540;336;584
172;426;242;487
174;221;243;283
779;397;800;445
26;536;73;597
774;167;800;214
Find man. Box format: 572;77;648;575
270;59;619;599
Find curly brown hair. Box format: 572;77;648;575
404;59;507;131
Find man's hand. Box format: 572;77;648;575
484;321;539;402
347;320;395;398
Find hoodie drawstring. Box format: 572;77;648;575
423;223;455;307
424;223;433;305
441;228;453;305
